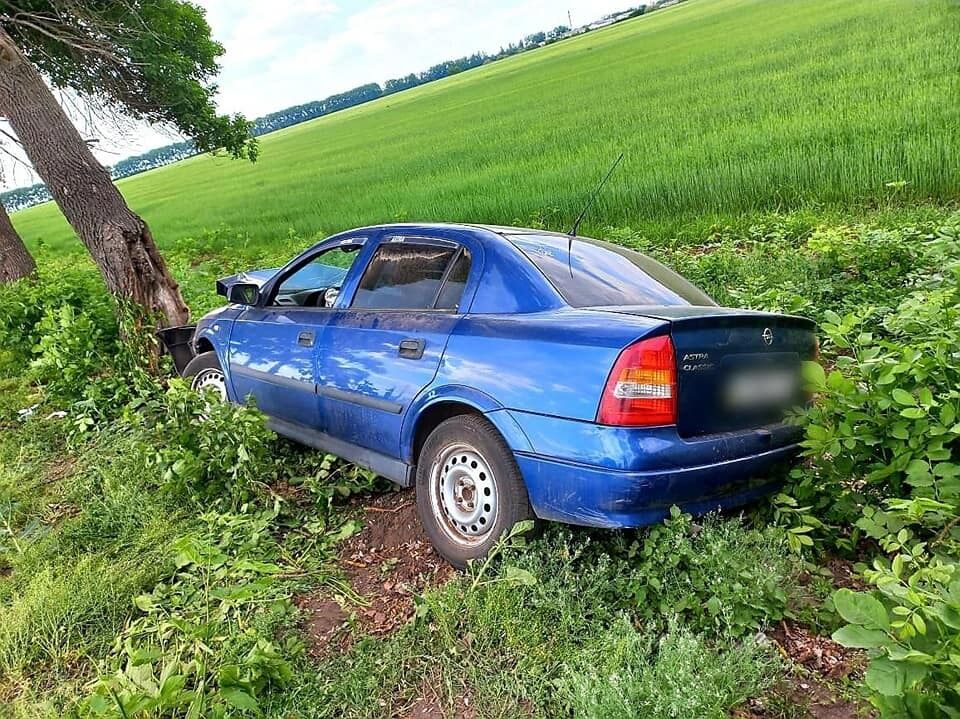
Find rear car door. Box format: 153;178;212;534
227;237;368;426
318;234;474;457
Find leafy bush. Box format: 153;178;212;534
832;535;960;717
612;213;959;325
605;509;798;638
134;381;276;508
786;220;960;716
792;228;960;542
558;622;780;719
0;258;114;373
28;305;108;403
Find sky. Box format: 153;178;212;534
1;0;631;190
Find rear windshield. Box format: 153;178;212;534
509;234;715;308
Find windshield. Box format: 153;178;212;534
509;234;715;308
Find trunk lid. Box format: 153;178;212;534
598;306;817;437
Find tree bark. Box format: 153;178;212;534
0;28;189;327
0;200;36;282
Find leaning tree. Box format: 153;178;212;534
0;200;35;281
0;1;257;326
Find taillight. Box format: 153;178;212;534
597;334;677;427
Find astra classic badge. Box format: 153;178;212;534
762;327;774;346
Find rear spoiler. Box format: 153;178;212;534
156;325;197;376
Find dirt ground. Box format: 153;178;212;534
736;619;872;719
393;686;478;719
296;487;453;658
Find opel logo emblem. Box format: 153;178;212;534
762;327;774;346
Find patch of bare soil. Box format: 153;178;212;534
737;620;872;719
340;488;454;636
294;595;350;658
823;557;868;592
771;619;865;681
297;487;454;657
393;682;477;719
42;455;76;486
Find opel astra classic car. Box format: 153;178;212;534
160;223;817;567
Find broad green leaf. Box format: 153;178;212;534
892;389;916;406
327;519;361;543
220;686;258;712
832;625;889;649
865;657;928;696
802;361;826;388
504;565;537;587
509;519;537;537
834;588;890;629
134;594;157;612
807;424;829;441
929;603;960;630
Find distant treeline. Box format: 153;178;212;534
2;6;650;213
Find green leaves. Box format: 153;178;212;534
833;588;889;630
831;587;892;652
831;625;889;649
801;360;826;389
865;658;928;696
891;389;916;406
504;565;538;587
220;685;258;711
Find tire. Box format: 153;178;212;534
183;351;228;402
415;414;533;569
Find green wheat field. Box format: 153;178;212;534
11;0;960;253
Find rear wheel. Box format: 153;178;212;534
415;414;532;569
183;351;227;402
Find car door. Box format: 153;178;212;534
318;234;475;458
227;237;369;427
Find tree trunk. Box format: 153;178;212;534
0;200;36;282
0;28;189;327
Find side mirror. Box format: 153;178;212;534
227;282;260;305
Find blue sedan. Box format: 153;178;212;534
161;223;816;567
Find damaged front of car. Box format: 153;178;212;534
157;267;278;376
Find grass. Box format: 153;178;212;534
10;0;960;255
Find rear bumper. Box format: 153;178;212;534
515;443;796;528
506;410;801;528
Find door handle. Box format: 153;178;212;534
297;331;315;347
398;338;425;360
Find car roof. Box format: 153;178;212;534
335;222;572;241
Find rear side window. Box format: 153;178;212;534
435;250;471;310
510;234;715;308
351;241;471;310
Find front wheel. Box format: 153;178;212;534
415;414;533;569
183;351;227;403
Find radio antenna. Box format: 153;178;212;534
566;152;624;275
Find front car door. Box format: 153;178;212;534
319;233;476;457
227;237;369;426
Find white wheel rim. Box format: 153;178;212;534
429;442;498;547
191;368;227;402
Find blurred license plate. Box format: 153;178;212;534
725;368;797;409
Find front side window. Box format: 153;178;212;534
272;244;362;307
351;241;470;310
